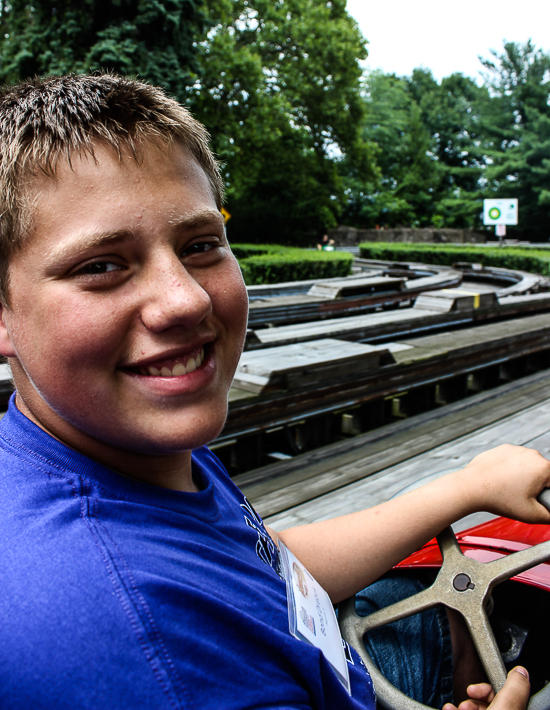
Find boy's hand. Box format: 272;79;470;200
442;667;530;710
458;445;550;524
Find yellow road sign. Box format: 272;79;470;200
221;207;231;223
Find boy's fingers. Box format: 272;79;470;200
465;682;495;702
443;669;529;710
461;701;489;710
487;668;530;710
443;700;489;710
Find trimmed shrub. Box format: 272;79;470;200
230;244;284;260
232;244;353;285
358;242;550;276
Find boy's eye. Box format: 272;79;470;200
77;261;123;275
181;241;218;257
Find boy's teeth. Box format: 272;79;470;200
144;348;204;377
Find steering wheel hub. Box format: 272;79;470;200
453;573;475;591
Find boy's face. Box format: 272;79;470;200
0;141;248;473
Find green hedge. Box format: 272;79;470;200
232;243;353;285
230;244;282;259
358;242;550;276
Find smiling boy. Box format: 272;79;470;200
0;75;546;710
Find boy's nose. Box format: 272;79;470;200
138;260;213;332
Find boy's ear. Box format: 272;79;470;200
0;303;17;358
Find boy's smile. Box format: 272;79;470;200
0;141;248;490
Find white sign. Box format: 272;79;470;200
483;199;518;226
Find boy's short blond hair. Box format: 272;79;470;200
0;73;224;304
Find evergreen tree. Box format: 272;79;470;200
342;71;441;229
406;69;489;228
481;40;550;127
481;41;550;240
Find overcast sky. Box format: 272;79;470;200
346;0;550;82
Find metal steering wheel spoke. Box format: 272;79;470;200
463;606;507;691
349;585;440;635
486;539;550;586
437;525;466;562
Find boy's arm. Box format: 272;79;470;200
268;445;550;603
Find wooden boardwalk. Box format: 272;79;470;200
236;369;550;531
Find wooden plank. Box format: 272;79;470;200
265;396;550;529
247;270;384;301
248;294;321;309
403;270;463;291
415;289;497;312
247;271;463;328
461;281;500;294
252;308;441;347
233;339;390;393
499;292;550;306
236;369;550;519
307;276;405;299
227;387;257;403
520;429;550;458
247;292;550;351
393;312;550;362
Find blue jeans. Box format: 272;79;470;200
355;572;454;708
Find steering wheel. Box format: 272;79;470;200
338;489;550;710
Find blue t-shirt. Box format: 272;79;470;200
0;398;375;709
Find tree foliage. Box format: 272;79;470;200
341;71;440;228
0;0;374;245
188;0;376;244
0;1;549;242
480;42;550;241
342;41;550;240
0;0;206;99
343;68;492;230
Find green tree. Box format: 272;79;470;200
342;71;440;228
188;0;376;244
0;0;206;97
481;40;550;128
481;41;550;240
484;107;550;241
406;69;490;227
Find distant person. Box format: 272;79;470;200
317;234;329;250
317;234;335;251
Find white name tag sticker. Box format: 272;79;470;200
279;541;351;695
